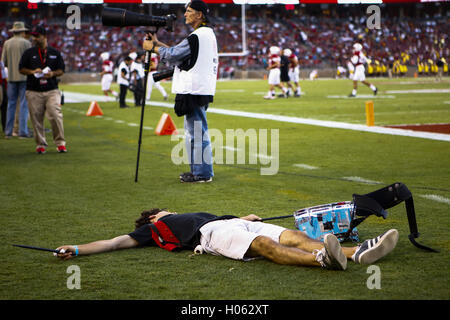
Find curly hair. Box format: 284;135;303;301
135;208;165;230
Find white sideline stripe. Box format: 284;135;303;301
64;91;450;142
342;176;383;185
327;95;395;99
293;163;319;170
419;194;450;205
385;89;450;94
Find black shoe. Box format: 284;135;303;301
348;94;356;97
374;88;378;96
179;172;194;179
120;104;130;108
180;174;212;183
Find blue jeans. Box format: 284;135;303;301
184;106;214;178
5;81;28;136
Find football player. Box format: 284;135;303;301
264;46;288;100
348;43;377;97
99;52;118;100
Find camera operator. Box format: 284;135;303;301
117;55;133;109
143;0;218;184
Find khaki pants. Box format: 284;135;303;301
26;89;65;148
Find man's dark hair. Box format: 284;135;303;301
135;208;165;229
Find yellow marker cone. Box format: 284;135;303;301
365;101;375;126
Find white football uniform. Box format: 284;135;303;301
350;52;368;81
288;54;300;83
101;60;114;91
268;54;281;85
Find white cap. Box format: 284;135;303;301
269;46;280;55
100;52;110;61
129;52;137;60
283;48;292;57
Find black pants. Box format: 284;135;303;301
134;78;144;106
119;84;128;108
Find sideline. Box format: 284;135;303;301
63;91;450;142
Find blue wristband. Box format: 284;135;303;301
73;245;79;256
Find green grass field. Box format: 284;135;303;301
1;77;449;300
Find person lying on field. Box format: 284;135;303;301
55;209;399;271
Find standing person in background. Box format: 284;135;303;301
100;52;118;101
129;52;145;107
19;26;66;154
348;43;378;97
117;56;132;109
146;52;168;102
143;0;217;183
285;48;302;97
263;46;288;100
0;61;7;132
1;21;31;139
279;49;291;98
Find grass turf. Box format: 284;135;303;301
0;77;449;300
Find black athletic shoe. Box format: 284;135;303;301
180;174;212;183
179;172;193;179
348;93;356;97
374;88;378;96
352;229;399;264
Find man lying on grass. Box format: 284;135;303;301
56;209;398;270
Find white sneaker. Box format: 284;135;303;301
352;229;399;264
313;233;347;270
263;95;275;100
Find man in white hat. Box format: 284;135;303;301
1;21;31;138
99;52;118;100
348;43;378;97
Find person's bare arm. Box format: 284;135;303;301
19;67;42;76
240;214;262;221
55;235;139;260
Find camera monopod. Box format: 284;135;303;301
135;40;153;183
102;7;176;182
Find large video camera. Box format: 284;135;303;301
102;7;176;32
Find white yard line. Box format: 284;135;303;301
341;176;383;185
293;163;319;170
385;89;450;94
419;194;450;205
64;91;450;142
326;95;396;99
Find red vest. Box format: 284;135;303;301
149;221;182;251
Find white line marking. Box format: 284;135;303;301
386;89;450;94
115;120;125;124
63;91;450;142
327;95;395;99
143;126;154;130
419;194;450;205
127;123;138;127
293;163;319;170
341;176;383;184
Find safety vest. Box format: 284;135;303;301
172;26;218;96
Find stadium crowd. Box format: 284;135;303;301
0;3;448;76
